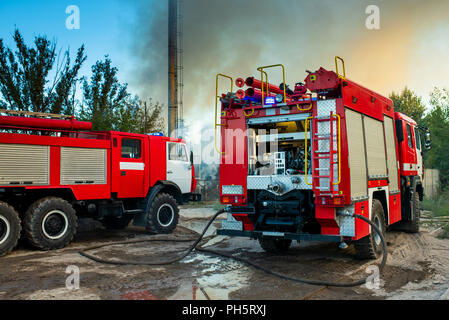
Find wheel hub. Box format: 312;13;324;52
42;210;69;240
157;204;174;227
0;215;10;245
373;216;382;246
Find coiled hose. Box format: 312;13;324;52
79;210;387;287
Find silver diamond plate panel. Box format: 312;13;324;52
222;185;244;195
337;206;355;237
247;175;313;193
317;99;336;117
221;213;243;231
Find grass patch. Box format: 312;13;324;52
181;200;216;208
213;199;226;211
422;190;449;239
437;224;449;239
422;191;449;217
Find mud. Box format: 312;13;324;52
0;206;448;300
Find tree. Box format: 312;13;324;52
424;88;449;188
79;57;129;130
390;87;426;123
0;29;86;114
80;57;165;134
136;99;165;134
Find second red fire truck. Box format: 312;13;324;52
216;57;431;259
0;111;199;257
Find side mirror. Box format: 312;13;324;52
190;151;194;165
424;131;432;151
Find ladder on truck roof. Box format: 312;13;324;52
0;109;74;119
305;112;341;196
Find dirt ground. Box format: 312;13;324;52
0;206;448;300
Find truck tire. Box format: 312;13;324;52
146;193;179;234
354;199;386;260
403;191;420;233
101;215;134;230
258;237;292;254
24;197;78;251
0;202;21;257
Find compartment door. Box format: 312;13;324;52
118;137;145;198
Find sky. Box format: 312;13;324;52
1;0;449;142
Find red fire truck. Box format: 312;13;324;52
215;58;431;259
0;110;199;257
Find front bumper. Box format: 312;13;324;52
217;228;342;242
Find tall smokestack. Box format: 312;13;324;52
168;0;178;137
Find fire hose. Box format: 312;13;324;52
79;209;387;288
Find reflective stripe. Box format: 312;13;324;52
403;163;417;171
120;162;145;170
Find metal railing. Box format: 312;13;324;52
214;73;233;154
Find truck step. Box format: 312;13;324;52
124;209;144;214
316;187;331;191
265;219;295;226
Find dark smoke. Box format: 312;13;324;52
128;0;449;130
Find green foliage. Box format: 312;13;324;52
424;88;449;187
79;57;129;130
0;29;165;135
0;29;86;114
79;57;165;134
390;87;449;188
390;87;426;123
422;191;449;217
136;99;165;134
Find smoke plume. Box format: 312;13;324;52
128;0;449;133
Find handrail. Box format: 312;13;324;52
334;56;346;79
215;74;233;154
304;114;341;187
257;64;286;104
332;114;341;185
243;109;255;117
261;70;269;94
296;103;312;112
304;116;313;185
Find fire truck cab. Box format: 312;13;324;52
215;59;430;259
0;111;199;257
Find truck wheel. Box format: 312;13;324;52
0;202;21;257
403;191;420;233
24;197;78;250
146;193;179;234
101;215;134;230
258;237;292;254
354;199;386;260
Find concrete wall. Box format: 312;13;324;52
424;169;440;199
